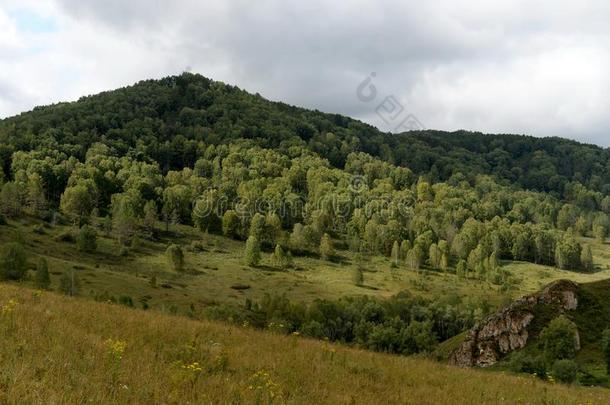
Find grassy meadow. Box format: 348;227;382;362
0;283;609;404
3;217;610;316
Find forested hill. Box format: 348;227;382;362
0;72;608;198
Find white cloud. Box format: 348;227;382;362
0;0;609;146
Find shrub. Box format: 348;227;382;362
509;352;547;377
320;233;334;260
118;245;130;257
32;225;46;235
166;244;184;272
301;320;325;339
119;295;134;307
59;270;80;296
540;315;579;362
130;233;141;250
35;258;51;289
352;267;364;286
271;244;292;269
0;242;27;280
551;359;578;383
54;230;75;243
76;225;97;253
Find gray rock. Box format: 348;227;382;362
449;279;579;368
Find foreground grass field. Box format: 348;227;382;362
0;284;608;404
3;217;610;316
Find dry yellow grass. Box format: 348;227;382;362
0;284;608;404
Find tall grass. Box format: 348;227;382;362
0;284;606;404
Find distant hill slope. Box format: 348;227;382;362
0;73;608;196
0;284;606;404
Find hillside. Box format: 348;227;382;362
0;73;609;198
5;216;610;311
440;277;610;386
1;73;610;393
0;283;607;404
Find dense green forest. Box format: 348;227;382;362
0;73;607;276
1;73;609;197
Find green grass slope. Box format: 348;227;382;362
3;217;610;315
0;283;607;404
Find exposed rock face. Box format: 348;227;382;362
450;279;579;368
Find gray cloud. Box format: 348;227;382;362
1;0;610;146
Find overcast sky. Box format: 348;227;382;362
1;0;609;146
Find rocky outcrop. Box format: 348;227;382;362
450;279;579;368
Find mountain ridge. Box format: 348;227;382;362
0;73;608;198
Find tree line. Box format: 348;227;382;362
0;139;604;276
205;291;490;357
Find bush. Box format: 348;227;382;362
301;320;325;339
76;225;97;253
509;352;547;377
551;359;578;383
0;214;6;225
35;258;51;289
0;242;27;280
130;233;141;250
118;295;134;307
166;244;184;272
352;267;364;286
320;233;334;260
540;315;579;362
119;246;130;257
32;225;46;235
59;270;80;296
54;230;75;243
271;244;292;269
